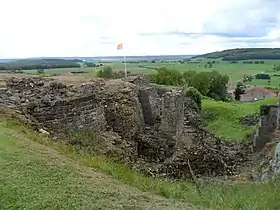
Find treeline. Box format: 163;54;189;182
222;54;280;61
193;48;280;61
149;67;229;101
0;59;81;71
230;60;265;64
85;62;103;67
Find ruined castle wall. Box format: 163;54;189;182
253;104;279;152
31;94;106;133
102;87;144;140
159;91;184;140
138;86;160;126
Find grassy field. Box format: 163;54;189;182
202;97;278;141
1;115;280;209
21;59;280;87
0;119;194;210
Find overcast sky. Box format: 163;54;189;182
1;0;280;58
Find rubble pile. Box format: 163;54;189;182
0;75;251;180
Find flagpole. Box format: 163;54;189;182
123;55;127;78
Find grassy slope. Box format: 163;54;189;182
1;116;280;209
202;97;278;141
0;120;194;210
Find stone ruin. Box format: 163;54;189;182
253;104;280;152
0;75;251;180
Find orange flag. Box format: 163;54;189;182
117;43;123;50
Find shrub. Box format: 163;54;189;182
255;73;271;80
96;66;113;78
183;86;202;110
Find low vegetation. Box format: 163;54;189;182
96;66;132;79
202;97;278;141
1;117;280;210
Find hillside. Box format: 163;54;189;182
0;59;81;71
1;107;280;209
0;119;194;210
192;48;280;61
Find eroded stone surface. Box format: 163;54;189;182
0;75;251;179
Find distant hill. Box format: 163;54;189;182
0;55;195;63
192;48;280;61
0;58;81;71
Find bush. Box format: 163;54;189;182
37;69;44;74
183;86;202;110
149;67;184;86
96;66;113;78
255;73;271;80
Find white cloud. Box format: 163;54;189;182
0;0;280;58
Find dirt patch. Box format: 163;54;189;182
241;87;277;101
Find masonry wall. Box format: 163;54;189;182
138;86;160;126
31;94;106;133
253;104;280;152
159;91;184;140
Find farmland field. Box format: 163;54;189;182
16;59;280;88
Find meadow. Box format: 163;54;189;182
22;59;280;88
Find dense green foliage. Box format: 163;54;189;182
255;73;271;80
234;82;246;101
85;62;103;67
96;66;114;78
183;86;202;110
193;48;280;61
0;59;81;71
149;67;184;86
150;68;229;101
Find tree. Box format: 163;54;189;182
234;82;246;101
96;66;113;78
182;70;197;86
149;67;184;86
243;75;253;83
206;71;229;100
151;68;229;101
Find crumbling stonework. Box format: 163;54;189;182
253;104;279;152
159;91;184;141
0;75;250;180
30;94;106;133
138;86;160;126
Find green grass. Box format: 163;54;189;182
1;116;280;209
20;60;280;87
202;97;278;141
0;119;194;210
109;60;280;84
